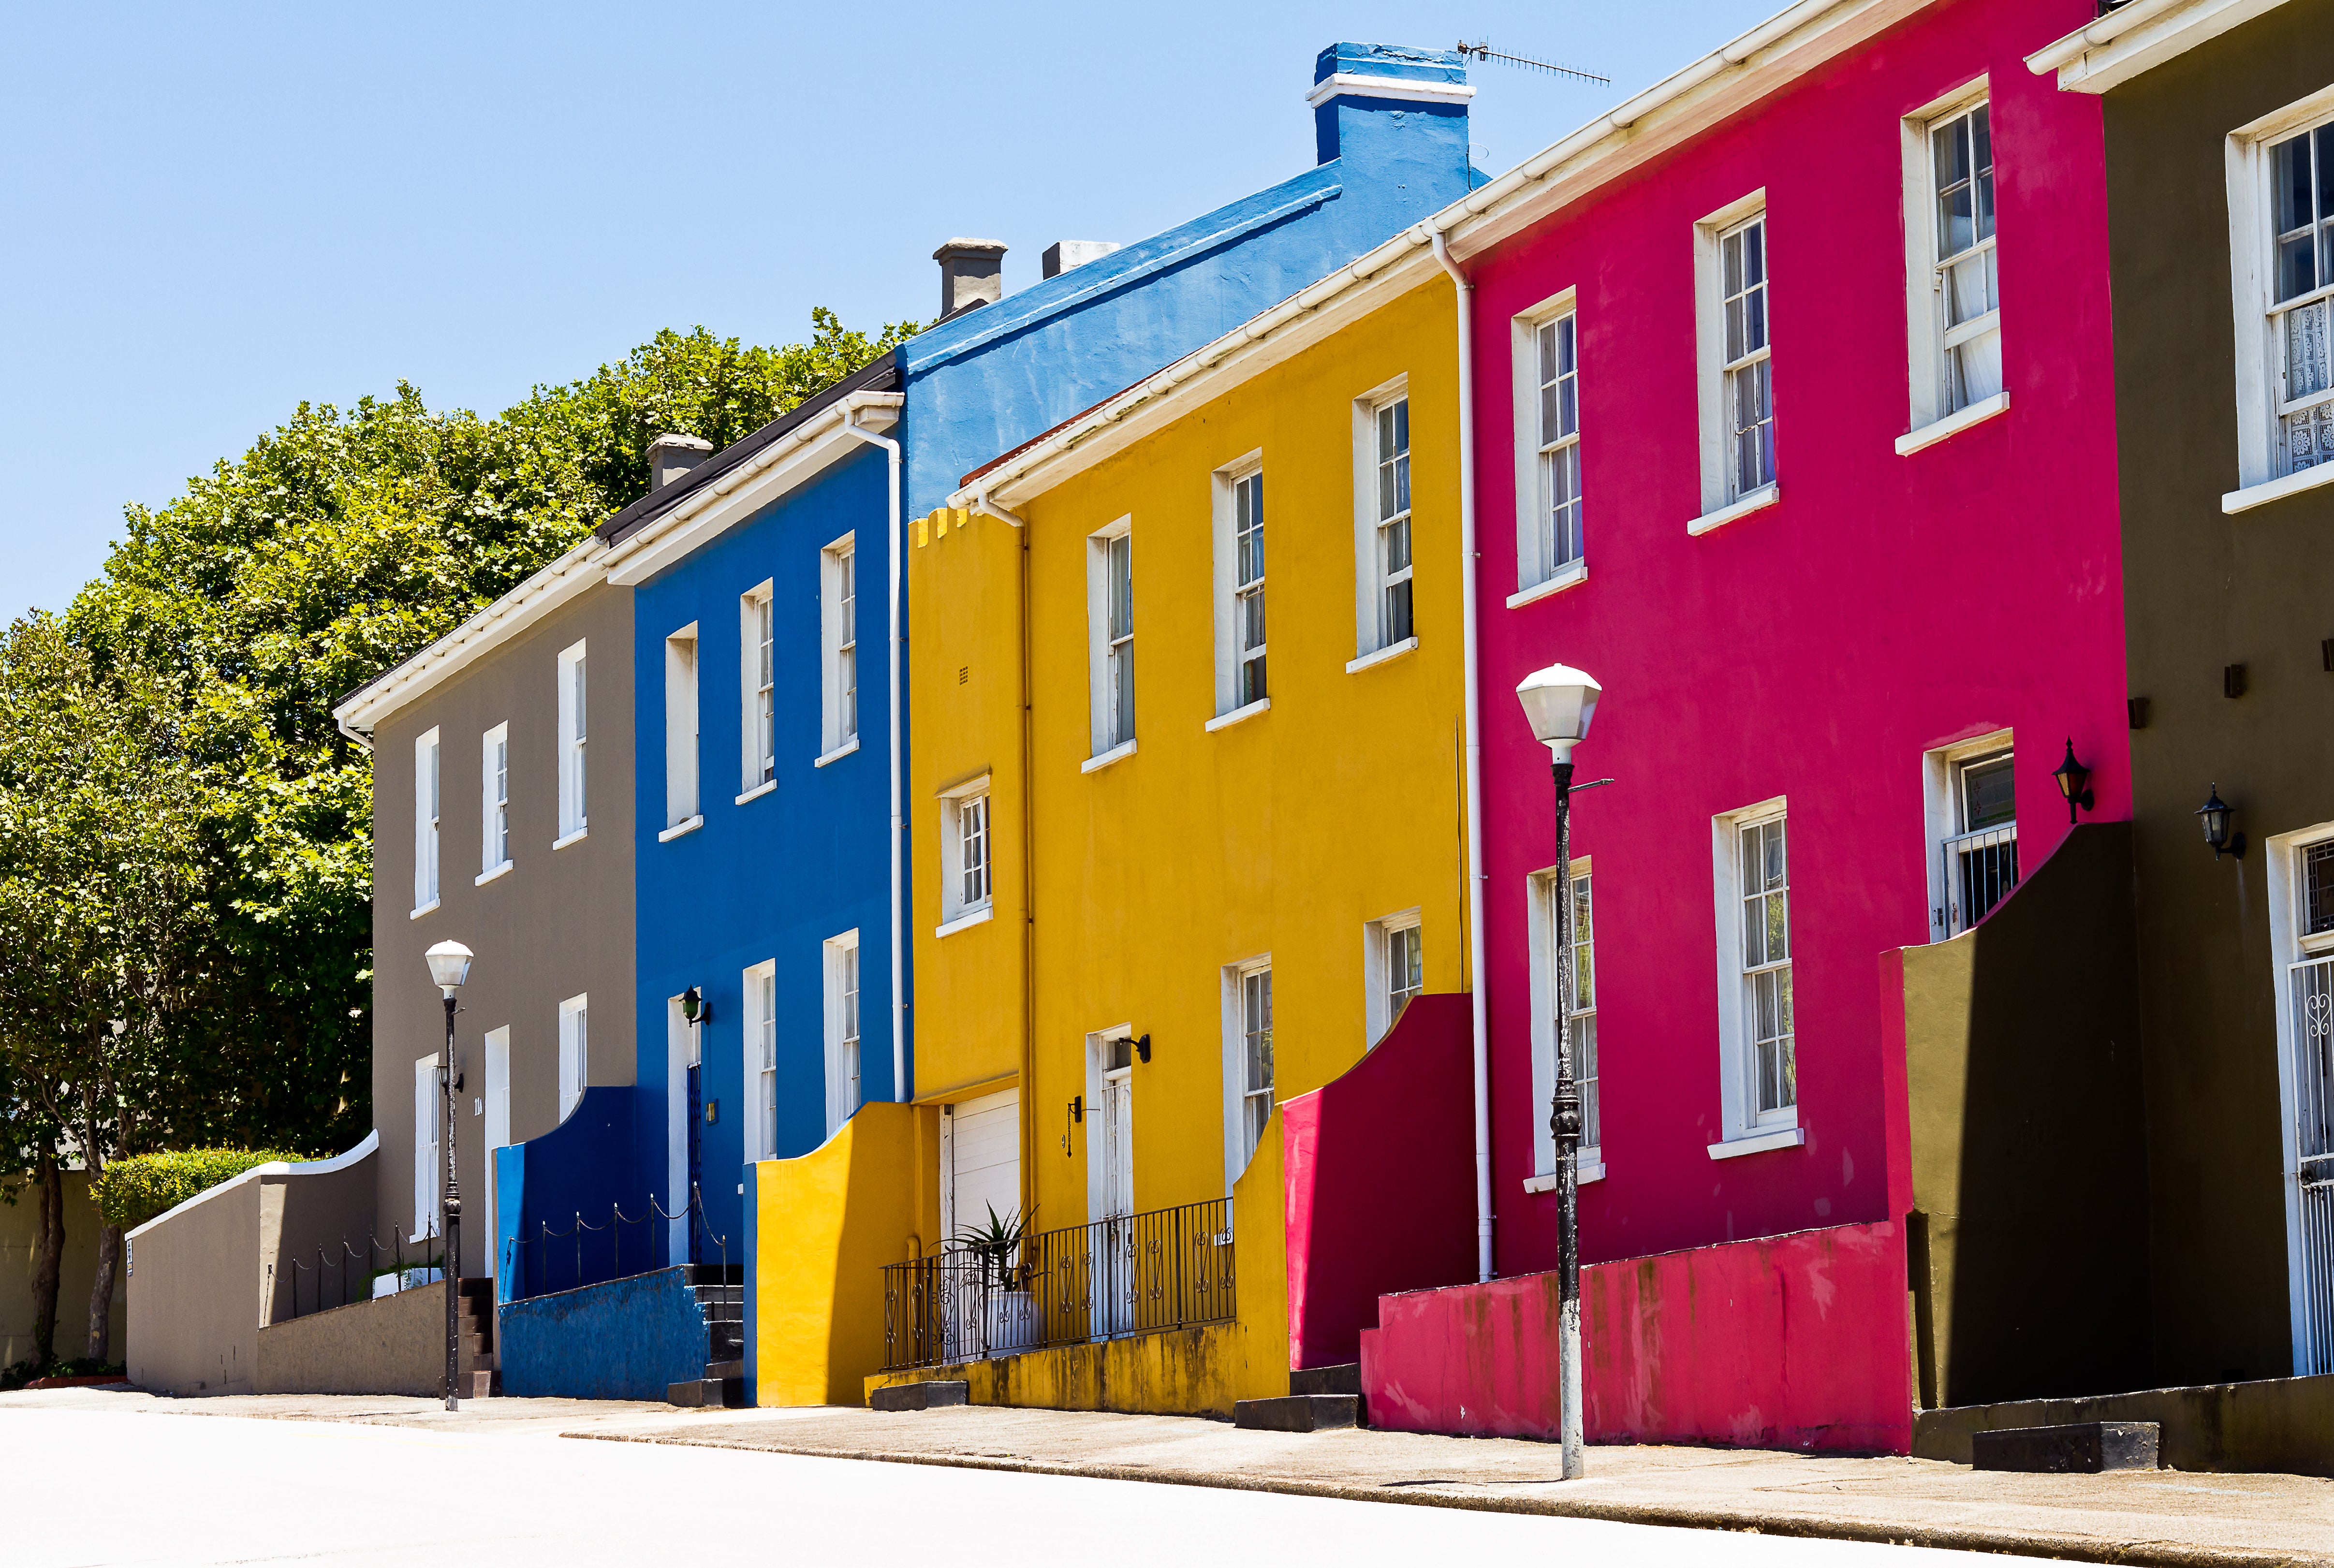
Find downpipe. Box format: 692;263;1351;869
843;416;908;1104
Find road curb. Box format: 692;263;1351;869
559;1429;2327;1567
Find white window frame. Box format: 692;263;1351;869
1900;81;2010;451
937;771;995;933
2265;818;2334;1373
1709;797;1805;1157
1349;377;1422;658
1211;452;1269;718
1086;517;1136;761
1526;858;1604;1188
1219;957;1273;1196
820;534;859;761
740;582;776;799
1922;728;2016;941
483;1025;510;1274
411;1053;440;1245
1508;293;1587;598
664;624;700;833
558;993;589;1122
2226;87;2334;509
743;960;777;1162
823;930;862;1138
1692;192;1780;528
411;728;440;916
479;723;511;880
1362;909;1423;1049
555;640;587;845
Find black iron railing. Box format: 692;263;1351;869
881;1198;1234;1373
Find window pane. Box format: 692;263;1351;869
1557;315;1576;377
1571;877;1594;1011
2277;132;2314;238
1961;755;2016;829
1725;296;1746;364
2280;234;2319;305
1241;587;1266;652
1385;580;1412;645
1540;382;1565;447
1538;321;1560;386
1383;514;1411;575
1572;1014;1600;1148
1742;220;1764;287
1722;230;1743;297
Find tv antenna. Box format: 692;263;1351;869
1456;40;1609;87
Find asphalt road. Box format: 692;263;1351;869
0;1402;2049;1567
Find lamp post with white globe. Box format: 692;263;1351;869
1514;663;1600;1482
424;939;473;1411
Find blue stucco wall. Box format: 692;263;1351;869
498;1265;711;1400
498;1085;645;1300
632;446;897;1260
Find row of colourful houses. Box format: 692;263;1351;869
128;0;2334;1464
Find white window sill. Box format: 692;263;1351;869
1707;1125;1806;1161
408;900;440;922
935;907;996;939
473;862;513;888
1896;390;2011;456
1688;483;1780;537
2224;460;2334;515
1345;636;1420;675
815;737;861;769
658;816;704;844
1082;739;1137;775
552;827;589;852
736;780;777;806
1523;1159;1604;1193
1205;698;1270;733
1506;562;1588;610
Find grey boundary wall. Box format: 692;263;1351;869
1914;1375;2334;1477
256;1284;486;1395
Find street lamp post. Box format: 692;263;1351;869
1515;662;1601;1483
425;939;473;1412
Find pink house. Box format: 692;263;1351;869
1361;0;2138;1450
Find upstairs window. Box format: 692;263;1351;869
825;931;863;1136
665;626;699;829
1233;470;1268;705
939;775;994;931
958;793;989;909
2271;120;2334;476
412;728;440;913
822;537;858;757
1929;101;2002;414
741;583;775;794
1374;398;1413;647
1535;315;1582;580
481;723;510;876
556;642;587;841
1720;214;1776;500
1088;521;1136;757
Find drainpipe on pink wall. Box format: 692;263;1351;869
1431;229;1494;1285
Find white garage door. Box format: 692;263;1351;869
942;1089;1021;1246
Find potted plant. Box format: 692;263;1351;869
953;1204;1036;1356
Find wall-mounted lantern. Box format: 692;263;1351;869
681;986;710;1027
2198;783;2246;860
1135;1033;1152;1064
2052;739;2095;826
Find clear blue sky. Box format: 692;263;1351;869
0;1;1777;622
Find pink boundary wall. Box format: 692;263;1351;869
1281;993;1479;1370
1360;1220;1911;1453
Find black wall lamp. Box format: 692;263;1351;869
2198;784;2246;860
2052;739;2095;826
681;986;711;1027
1135;1033;1152;1064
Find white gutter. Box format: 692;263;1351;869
1432;232;1496;1287
2024;0;2282;91
842;416;909;1104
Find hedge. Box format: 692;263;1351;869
91;1148;307;1230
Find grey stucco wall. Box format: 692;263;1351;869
369;581;637;1278
255;1281;486;1395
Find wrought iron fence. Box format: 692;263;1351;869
881;1198;1235;1373
1940;823;2019;936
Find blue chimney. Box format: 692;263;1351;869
1310;42;1472;169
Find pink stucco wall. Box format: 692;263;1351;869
1360;1219;1911;1451
1281;993;1478;1370
1468;0;2126;1276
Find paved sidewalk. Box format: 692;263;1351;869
9;1388;2329;1565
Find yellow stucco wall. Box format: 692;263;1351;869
910;278;1464;1239
752;1101;939;1405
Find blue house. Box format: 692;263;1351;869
497;42;1479;1405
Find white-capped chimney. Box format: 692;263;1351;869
647;433;713;491
934;238;1008;318
1042;240;1121;279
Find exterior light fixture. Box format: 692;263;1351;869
681;986;710;1027
1135;1034;1152;1064
1516;663;1602;761
421;938;472;1412
425;939;474;995
2198;784;2245;860
2052;739;2095;826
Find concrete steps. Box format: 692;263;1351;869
665;1268;749;1407
1233;1393;1360;1432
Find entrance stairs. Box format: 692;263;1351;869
1233;1362;1365;1432
666;1264;747;1407
455;1278;499;1397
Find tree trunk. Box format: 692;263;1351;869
29;1152;63;1368
86;1220;122;1365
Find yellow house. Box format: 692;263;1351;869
884;257;1476;1413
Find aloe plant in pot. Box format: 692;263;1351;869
952;1204;1036;1356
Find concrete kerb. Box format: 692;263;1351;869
557;1429;2318;1568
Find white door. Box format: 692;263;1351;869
1097;1057;1134;1337
1099;1070;1133;1222
484;1028;511;1291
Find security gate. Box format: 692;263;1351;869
2288;956;2334;1373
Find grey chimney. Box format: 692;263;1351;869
934;238;1008;318
647;433;713;491
1042;240;1121;279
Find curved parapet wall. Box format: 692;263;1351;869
1280;992;1477;1370
497;1085;641;1300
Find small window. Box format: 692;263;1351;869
1233;471;1268;705
824;931;862;1136
1929;102;2002;415
1229;962;1274;1174
665;626;699;828
1534;315;1582;580
745;962;777;1162
958;793;989;909
822;538;858;755
1089;522;1136;755
413;728;440;912
2270;121;2334;475
1927;735;2018;939
742;584;775;792
1364;910;1423;1048
1737;815;1795;1124
1719;215;1776;500
558;993;589;1121
481;723;510;875
1374;399;1413;647
938;775;995;929
556;641;588;840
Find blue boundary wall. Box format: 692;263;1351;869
495;1085;642;1301
498;1266;711;1400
